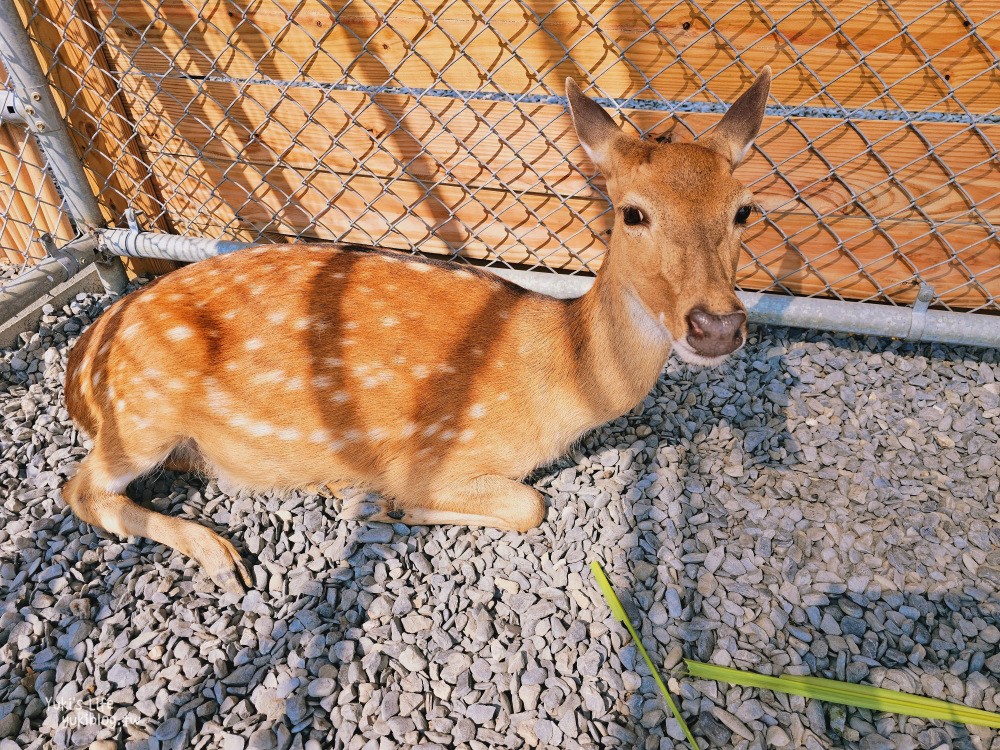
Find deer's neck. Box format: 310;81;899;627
564;257;673;420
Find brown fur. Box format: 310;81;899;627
61;71;771;592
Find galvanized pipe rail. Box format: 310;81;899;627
99;229;1000;349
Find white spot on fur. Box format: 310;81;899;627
332;390;349;403
277;427;301;441
459;429;475;442
251;285;266;295
91;371;102;386
342;338;356;346
344;321;358;332
400;422;417;438
453;270;473;280
131;415;152;429
356;285;371;294
107;385;116;400
362;371;392;388
440;429;455;440
382;316;398;327
332;272;345;279
312;374;333;388
309;428;332;443
122;323;141;338
115;399;127;411
293;318;311;330
287;376;305;390
497;392;510;402
437;364;456;374
471;347;483;356
253;370;285;384
98;343;110;356
392;355;406;365
412;263;432;273
223;310;237;320
166;380;184;390
468;403;486;418
166;326;193;341
495;360;506;369
367;427;388;441
234;273;249;283
245;338;264;351
325;357;343;367
411;365;429;379
344;429;361;443
246;420;275;437
267;310;289;324
423;423;439;437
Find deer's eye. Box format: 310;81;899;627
622;206;646;226
735;205;754;225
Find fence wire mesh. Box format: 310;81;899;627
2;0;998;312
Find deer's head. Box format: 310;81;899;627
567;69;771;366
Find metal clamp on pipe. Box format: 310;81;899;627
905;283;935;342
0;89;26;125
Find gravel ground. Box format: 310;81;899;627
1;277;999;750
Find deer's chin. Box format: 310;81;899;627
671;338;733;369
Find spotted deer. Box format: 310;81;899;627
63;70;771;592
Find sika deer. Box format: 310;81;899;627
62;70;771;592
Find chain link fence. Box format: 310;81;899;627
1;0;998;313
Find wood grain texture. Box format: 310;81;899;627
143;152;1000;308
23;0;175;275
0;125;76;265
89;0;1000;114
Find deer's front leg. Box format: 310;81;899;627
362;476;546;532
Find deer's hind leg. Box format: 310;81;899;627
62;435;251;594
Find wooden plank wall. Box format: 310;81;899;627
63;0;1000;307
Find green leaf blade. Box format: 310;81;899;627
686;661;1000;729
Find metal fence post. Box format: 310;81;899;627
0;0;127;294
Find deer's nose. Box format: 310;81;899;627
686;308;746;357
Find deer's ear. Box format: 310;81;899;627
566;78;622;172
703;67;771;170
